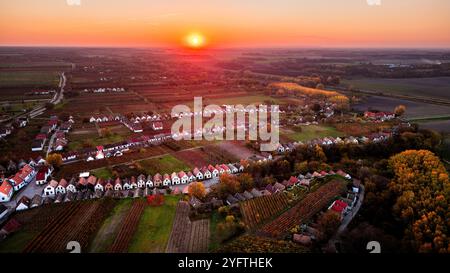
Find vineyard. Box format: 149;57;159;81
23;199;115;253
258;180;347;238
166;201;210;253
109;200;146;253
240;193;290;229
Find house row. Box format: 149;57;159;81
41;162;245;199
226;187;273;205
276;132;393;154
173;104;281;119
0;164;37;202
82;87;125;93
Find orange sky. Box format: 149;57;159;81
1;0;449;48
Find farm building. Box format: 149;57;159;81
44;180;59;197
56;179;68;195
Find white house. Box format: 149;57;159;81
193;168;204;180
146;175;154;188
44;180;58;197
0;180;14;203
178;171;189;184
163;174;171;186
137;174;146;188
171;172;180;185
187;171;196;182
35;166;52;185
55;179;68;195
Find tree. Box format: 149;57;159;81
394;105;406;116
238;173;254;191
46;153;63;168
188;182;206;200
216;173;241;199
389;150;449;253
294;161;309;174
314;145;327;162
317;210;341;241
329;95;350;112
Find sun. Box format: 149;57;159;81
185;33;206;49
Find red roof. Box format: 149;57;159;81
35;134;47;140
330;200;348;213
0;180;13;195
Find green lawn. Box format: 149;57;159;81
138;154;190;175
91;167;113;179
89;199;133;253
128;196;180;253
281;125;344;142
68;133;126;151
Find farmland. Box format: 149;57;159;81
89;199;133;253
240;193;290;229
353;95;450;119
127;195;180;252
23;199;115;253
258;180;347;238
137;155;191;175
281;125;344;142
343;77;450;101
0;71;60;88
109;200;146;253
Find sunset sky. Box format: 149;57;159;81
1;0;449;48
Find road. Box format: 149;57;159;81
1;72;66;126
46;132;57;157
327;184;365;252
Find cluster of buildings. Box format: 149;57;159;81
33;115;74;152
88;113;165;133
364;111;396;122
225;169;353;206
275;132;392;154
0;164;37;202
10;162;246;211
82;87;126;93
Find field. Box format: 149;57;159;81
0;71;60;88
258;180;347;238
23;199;116;253
127;195;180;252
281;125;344;142
343;77;450;101
353;95;450;119
89;199;133;253
109;200;147;253
240;193;290;229
166;201;210;253
137;154;191;175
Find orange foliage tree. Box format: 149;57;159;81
389;150;449;253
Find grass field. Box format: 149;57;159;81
0;71;60;88
128;196;180;252
91;167;114;179
137;154;190;175
281;125;344;142
202;95;281;106
343;77;450;101
68;133;127;151
89;199;133;253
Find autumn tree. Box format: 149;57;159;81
215;173;241;199
329;95;350;112
314;145;327;162
46;153;63;168
188;182;206;200
294;161;309;174
238;173;254;191
394;105;406;116
389;150;449;253
317;210;341;241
